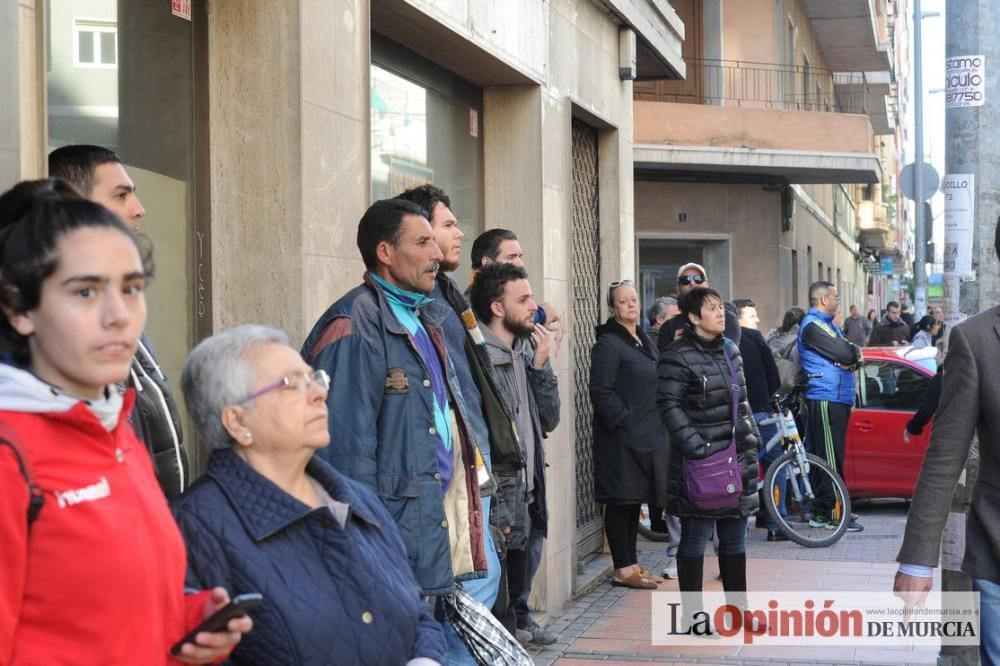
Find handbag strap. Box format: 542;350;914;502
721;345;740;443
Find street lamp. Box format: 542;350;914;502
912;4;941;313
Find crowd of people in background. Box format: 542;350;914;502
0;142;962;665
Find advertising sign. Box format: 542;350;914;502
942;174;975;277
945;55;985;108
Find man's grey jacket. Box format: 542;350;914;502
479;324;560;549
898;305;1000;582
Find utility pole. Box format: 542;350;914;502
912;0;927;314
940;2;999;665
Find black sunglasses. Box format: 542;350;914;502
678;274;706;286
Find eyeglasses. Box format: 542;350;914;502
678;274;706;286
240;369;330;403
608;279;635;288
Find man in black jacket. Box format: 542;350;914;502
735;299;785;540
48;145;188;499
656;263;741;357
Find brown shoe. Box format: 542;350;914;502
638;567;664;584
611;569;658;590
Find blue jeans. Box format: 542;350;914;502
754;411;788;532
974;577;1000;666
677;516;747;558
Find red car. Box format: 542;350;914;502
843;346;937;500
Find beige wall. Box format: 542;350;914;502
635;180;864;330
0;0;44;189
634;100;874;153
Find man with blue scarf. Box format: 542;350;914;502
303;198;489;663
797;280;864;533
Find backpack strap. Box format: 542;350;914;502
0;436;44;531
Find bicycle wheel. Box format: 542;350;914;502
763;451;850;548
638;503;669;542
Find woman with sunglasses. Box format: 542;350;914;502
0;180;249;664
590;279;666;589
171;325;446;665
656;263;742;357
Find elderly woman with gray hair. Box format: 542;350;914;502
171;325;446;666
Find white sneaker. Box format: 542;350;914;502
661;558;678;579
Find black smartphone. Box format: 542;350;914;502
170;592;263;656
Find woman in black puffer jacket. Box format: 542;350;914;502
657;287;760;613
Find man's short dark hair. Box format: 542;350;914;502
356;198;426;271
679;287;722;323
886;300;901;311
395;183;451;223
468;262;528;325
733;298;755;318
808;281;835;307
48;145;122;196
471;228;518;269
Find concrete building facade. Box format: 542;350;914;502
1;0;685;619
633;0;899;331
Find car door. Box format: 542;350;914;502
847;359;932;498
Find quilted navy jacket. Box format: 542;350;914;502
171;449;446;665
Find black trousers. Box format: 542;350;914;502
805;399;851;517
604;504;640;569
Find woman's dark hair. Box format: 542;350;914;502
0;178;153;361
867;309;877;321
679;286;722;324
915;314;937;334
780;306;806;332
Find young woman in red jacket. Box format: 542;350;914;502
0;180;251;665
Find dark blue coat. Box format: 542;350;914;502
171;449;446;666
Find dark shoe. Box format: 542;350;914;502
521;621;558;645
754;513;767;529
514;628;532;643
800;510;814;524
766;530;790;542
846;520;864;533
611;569;658;590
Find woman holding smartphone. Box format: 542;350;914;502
0;180;250;664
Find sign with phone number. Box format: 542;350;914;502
945;55;985;109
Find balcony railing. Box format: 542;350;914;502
635;58;871;115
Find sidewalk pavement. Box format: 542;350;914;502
527;501;944;665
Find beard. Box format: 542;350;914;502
502;311;535;337
439;257;460;272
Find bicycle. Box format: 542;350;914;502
757;391;851;548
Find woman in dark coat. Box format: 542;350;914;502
590;280;666;590
657;287;760;613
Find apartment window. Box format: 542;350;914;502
807;246;813;283
74;19;118;68
818;261;823;284
802;55;811;111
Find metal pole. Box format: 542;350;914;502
940;2;1000;664
913;0;927;315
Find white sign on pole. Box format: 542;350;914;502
945;55;985;108
942;174;975;278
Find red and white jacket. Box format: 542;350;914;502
0;363;210;665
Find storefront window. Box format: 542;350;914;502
47;0;198;433
371;44;483;286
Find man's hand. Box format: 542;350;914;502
893;571;933;622
902;429;912;445
531;324;551;369
539;302;565;355
175;587;253;664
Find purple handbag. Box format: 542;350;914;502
681;346;744;511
